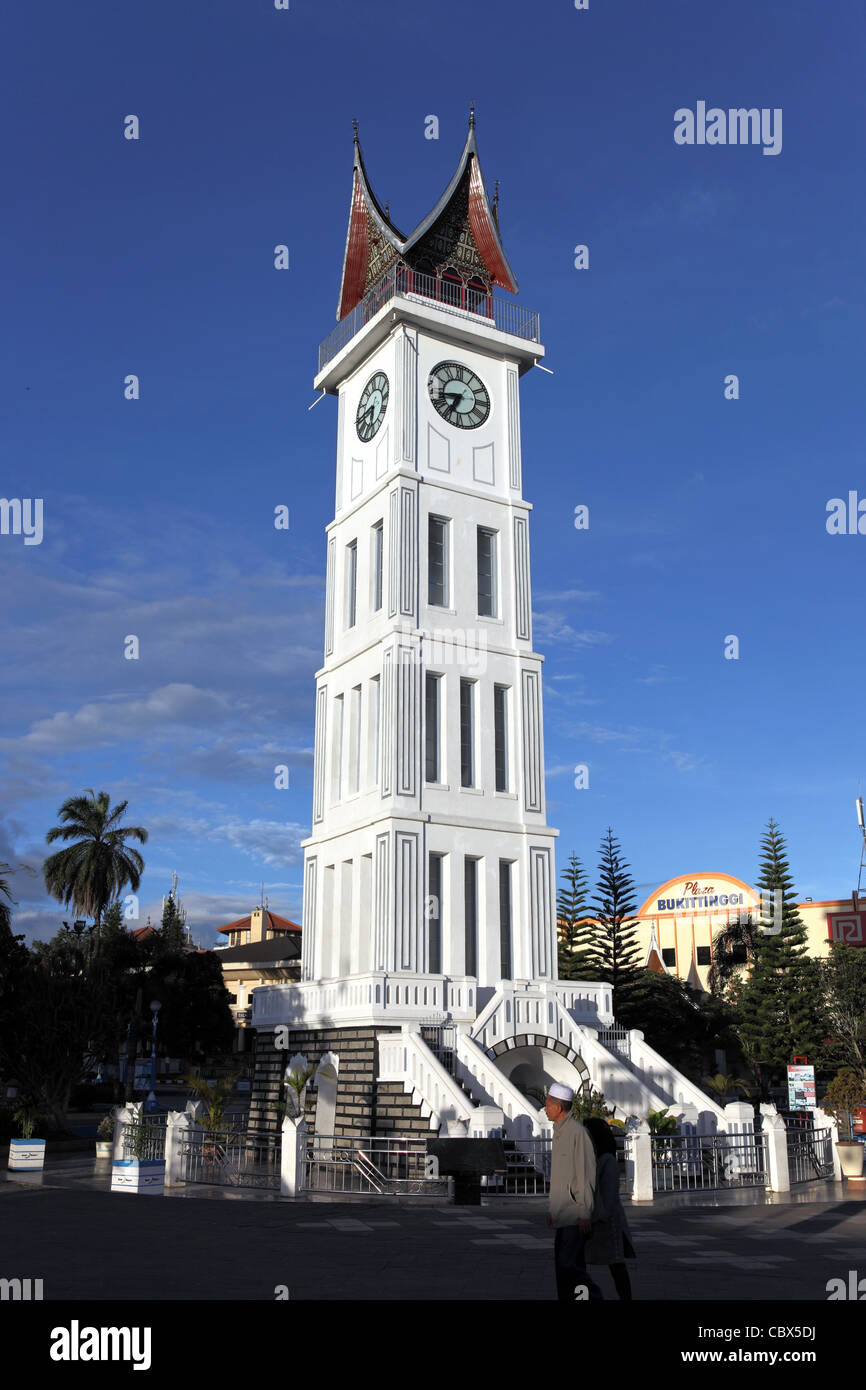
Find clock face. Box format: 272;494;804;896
428;361;490;429
356;371;389;442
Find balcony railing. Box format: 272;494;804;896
318;265;541;372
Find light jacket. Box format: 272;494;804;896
548;1113;597;1227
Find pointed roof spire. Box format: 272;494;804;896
335;117;519;320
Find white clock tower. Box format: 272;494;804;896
250;114;638;1143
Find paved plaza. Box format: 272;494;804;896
2;1156;864;1301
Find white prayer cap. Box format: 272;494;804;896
548;1083;574;1103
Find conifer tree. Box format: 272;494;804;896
159;890;187;955
589;828;647;1020
733;818;824;1079
556;853;597;980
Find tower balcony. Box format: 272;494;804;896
317;265;542;385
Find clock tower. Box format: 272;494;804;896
250;113;626;1143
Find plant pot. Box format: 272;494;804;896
95;1141;113;1159
111;1158;166;1194
8;1138;46;1171
836;1142;865;1179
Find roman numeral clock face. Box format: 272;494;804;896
428;361;490;429
356;371;389;442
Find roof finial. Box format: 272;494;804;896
385;200;390;218
352;117;359;141
469;100;475;129
493;179;500;208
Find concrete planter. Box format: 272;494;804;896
95;1141;113;1159
111;1158;166;1194
836;1142;865;1179
8;1138;46;1171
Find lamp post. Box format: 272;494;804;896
144;1000;162;1114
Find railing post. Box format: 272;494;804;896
164;1110;195;1187
759;1105;790;1193
280;1115;306;1198
627;1118;653;1202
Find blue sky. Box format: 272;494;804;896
2;0;864;945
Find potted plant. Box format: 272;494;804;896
182;1071;241;1172
95;1112;115;1159
821;1068;866;1179
110;1109;166;1194
8;1107;46;1171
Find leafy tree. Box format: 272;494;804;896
588;829;647;1019
0;928;120;1132
627;969;745;1085
816;943;866;1085
147;950;234;1060
556;853;597;980
733;819;825;1077
43;789;147;937
821;1067;866;1141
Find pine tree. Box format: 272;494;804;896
556;853;597;980
589;828;647;1020
100;900;126;939
159;891;187;955
734;818;824;1079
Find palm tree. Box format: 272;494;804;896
702;1072;752;1101
43;789;148;936
0;862;15;933
708;911;758;994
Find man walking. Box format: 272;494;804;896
545;1083;603;1301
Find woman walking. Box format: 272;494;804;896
583;1117;637;1300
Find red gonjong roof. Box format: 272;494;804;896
336;115;518;321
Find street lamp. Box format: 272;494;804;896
144;1000;162;1114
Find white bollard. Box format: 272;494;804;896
280;1116;306;1198
627;1119;654;1202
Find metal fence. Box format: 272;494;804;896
179;1127;281;1189
119;1117;167;1162
651;1132;769;1192
786;1127;835;1184
597;1027;631;1060
318;265;541;372
482;1137;551;1196
304;1134;448;1197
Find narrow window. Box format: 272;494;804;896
345;539;358;628
460;679;475;788
428;853;443;974
499;860;513;979
464;857;478;977
370;674;381;788
494;685;508;792
477;527;497;617
428;516;449;607
371;520;383;612
425;673;441;782
349;685;361;795
332;693;344;801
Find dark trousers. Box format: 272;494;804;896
554;1226;604;1302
